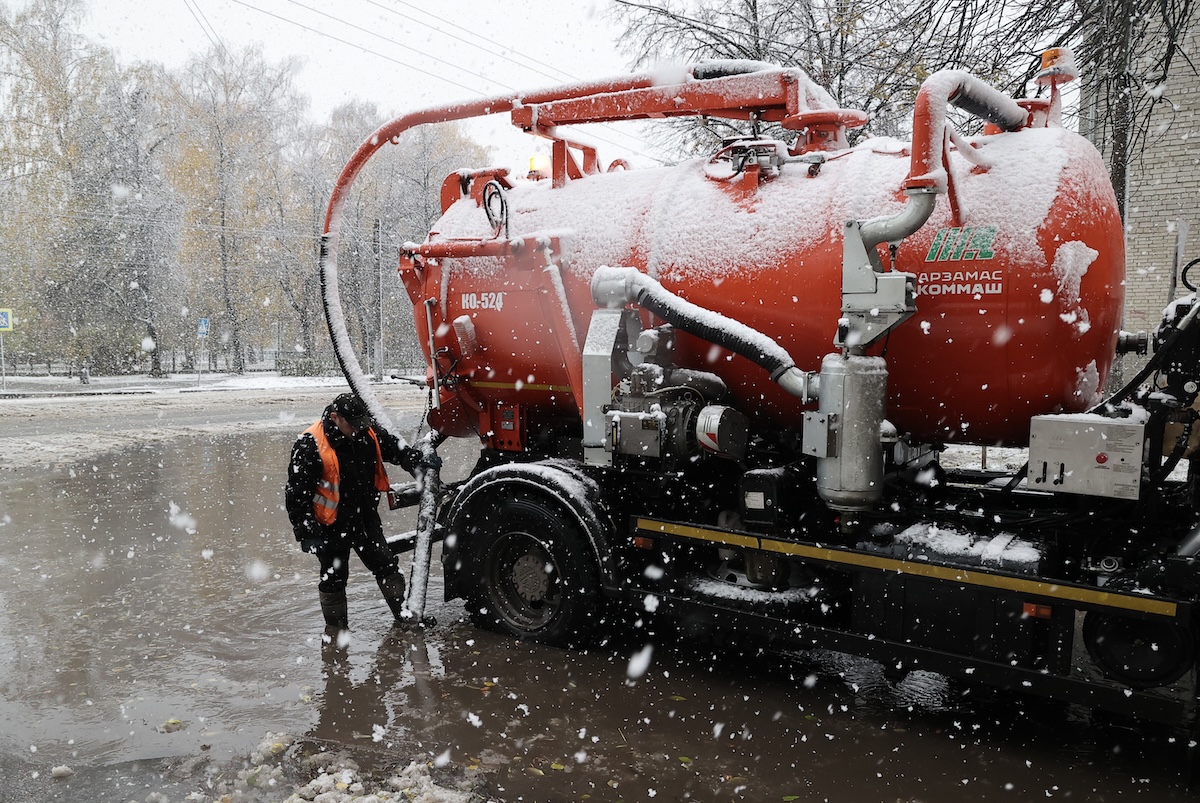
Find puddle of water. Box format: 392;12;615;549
0;429;1192;801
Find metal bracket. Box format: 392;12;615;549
581;308;628;466
837;219;917;350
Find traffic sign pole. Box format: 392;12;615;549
0;309;12;393
197;317;209;387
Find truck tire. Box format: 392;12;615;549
464;490;601;647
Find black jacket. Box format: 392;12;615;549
284;408;407;542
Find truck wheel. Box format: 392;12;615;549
1083;610;1194;689
465;491;601;647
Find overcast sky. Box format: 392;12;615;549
76;0;654;169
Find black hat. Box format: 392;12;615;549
330;393;372;429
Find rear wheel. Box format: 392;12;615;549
464;491;601;647
1083;610;1195;689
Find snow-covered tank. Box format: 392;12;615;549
386;59;1123;447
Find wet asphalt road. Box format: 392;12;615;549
0;385;1194;802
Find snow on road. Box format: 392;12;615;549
0;375;428;471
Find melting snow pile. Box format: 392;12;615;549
155;732;484;803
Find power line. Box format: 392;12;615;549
282;0;522;94
227;0;496;98
362;0;579;84
228;0;660;162
180;0;227;57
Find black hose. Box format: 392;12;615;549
1088;301;1198;414
1155;420;1192;485
692;61;773;80
629;284;792;378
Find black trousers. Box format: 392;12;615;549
317;513;401;594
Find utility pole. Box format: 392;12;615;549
375;217;384;381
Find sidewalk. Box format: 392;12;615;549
0;371;357;398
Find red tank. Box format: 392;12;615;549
332;63;1124;448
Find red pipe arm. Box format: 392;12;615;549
321;73;685;236
905;71;1028;192
404;239;541;260
512;71;799;128
322;64;820;236
322;97;516;236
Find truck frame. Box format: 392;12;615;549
320;55;1200;737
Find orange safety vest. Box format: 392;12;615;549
304;420;391;525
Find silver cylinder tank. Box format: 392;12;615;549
816;353;889;511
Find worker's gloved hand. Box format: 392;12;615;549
399;445;423;475
296;519;326;555
400;443;443;475
420;449;443;472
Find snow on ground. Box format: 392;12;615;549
0;374;427;471
178;731;482;803
940;444;1029;472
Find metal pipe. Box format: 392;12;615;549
591;266;818;403
906;70;1026;193
858;190;938;252
424;297;440;411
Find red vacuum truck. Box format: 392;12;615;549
320;51;1200;733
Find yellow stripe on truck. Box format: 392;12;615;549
636;517;1179;618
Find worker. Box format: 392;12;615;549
285;392;419;632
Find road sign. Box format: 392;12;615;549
197;317;209;338
0;309;11;332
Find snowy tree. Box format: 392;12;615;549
1074;0;1198;216
0;4;490;379
268;123;329;370
164;45;305;374
0;0;180;374
312;104;491;375
612;0;925;146
611;0;1198;205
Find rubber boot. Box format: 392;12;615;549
377;573;407;623
319;590;349;630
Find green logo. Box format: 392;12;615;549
925;225;998;262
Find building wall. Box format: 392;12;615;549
1121;27;1200;334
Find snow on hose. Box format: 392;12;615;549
319;197;446;626
404;432;444;623
590;265;819;403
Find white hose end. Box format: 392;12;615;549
777;367;818;403
591;265;641;308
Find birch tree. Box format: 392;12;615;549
0;0;180;373
166;45;304;373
